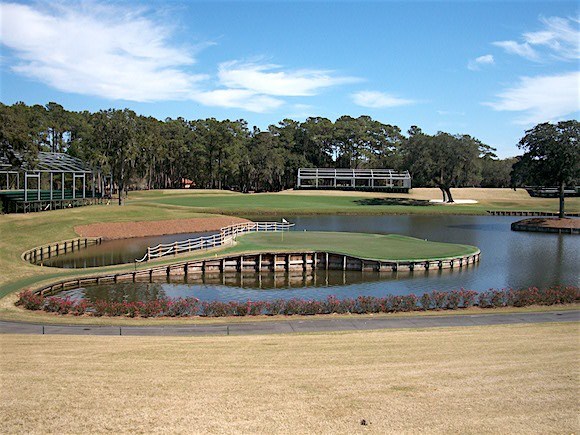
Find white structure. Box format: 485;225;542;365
297;168;411;191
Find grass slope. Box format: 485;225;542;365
232;231;477;261
129;188;580;216
1;323;577;433
0;205;221;291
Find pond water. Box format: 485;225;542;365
57;215;579;302
43;231;217;268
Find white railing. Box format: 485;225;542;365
135;221;295;263
297;168;412;188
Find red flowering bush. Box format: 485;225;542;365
15;286;579;318
44;297;75;314
167;297;200;317
248;301;265;316
16;290;45;310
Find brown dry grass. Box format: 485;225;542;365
75;216;250;240
1;322;578;434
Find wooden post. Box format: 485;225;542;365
343;255;347;271
313;252;317;270
325;252;329;270
258;254;262;271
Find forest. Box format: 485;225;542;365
1;101;516;195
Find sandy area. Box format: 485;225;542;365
429;199;478;204
75;216;251;240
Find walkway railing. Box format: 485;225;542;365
135;221;294;263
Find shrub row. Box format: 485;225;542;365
16;286;579;318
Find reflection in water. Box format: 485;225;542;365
52;215;579;303
66;264;482;303
43;231;217;268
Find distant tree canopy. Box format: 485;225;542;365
1;101;519;198
512;120;579;217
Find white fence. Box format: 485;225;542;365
297;168;411;189
135;221;295;263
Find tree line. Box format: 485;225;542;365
0;101;549;202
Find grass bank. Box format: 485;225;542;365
0;204;225;291
128;188;580;216
1;322;577;433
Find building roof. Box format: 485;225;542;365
0;152;95;173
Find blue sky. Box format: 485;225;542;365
0;1;578;157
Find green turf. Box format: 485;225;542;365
135;192;576;216
231;231;478;261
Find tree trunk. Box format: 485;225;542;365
445;187;454;203
439;187;447;202
559;181;565;218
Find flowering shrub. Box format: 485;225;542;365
16;290;45;310
167;297;200;317
44;297;75;314
16;286;580;318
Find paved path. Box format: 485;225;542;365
0;310;577;336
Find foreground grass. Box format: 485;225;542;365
1;322;578;434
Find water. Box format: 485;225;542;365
43;231;217;268
57;215;579;302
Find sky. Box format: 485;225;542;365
0;1;579;158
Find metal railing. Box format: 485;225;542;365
135;221;295;263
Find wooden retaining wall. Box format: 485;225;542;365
22;237;103;265
35;250;481;297
511;222;579;235
487;210;580;217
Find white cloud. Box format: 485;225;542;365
0;2;206;102
351;90;414;108
0;2;362;113
192;89;283;113
217;61;359;97
468;54;495;71
492;41;539;61
493;16;579;62
484;71;580;124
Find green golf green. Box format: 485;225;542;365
232;231;479;261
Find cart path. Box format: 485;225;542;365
0;310;577;336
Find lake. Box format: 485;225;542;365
56;215;579;302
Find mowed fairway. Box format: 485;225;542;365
133;188;580;216
233;231;478;260
1;323;578;434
